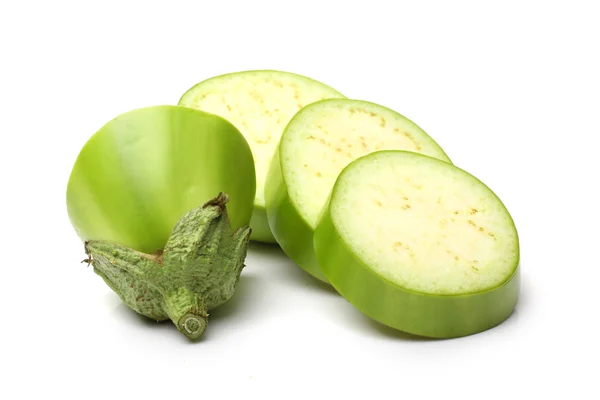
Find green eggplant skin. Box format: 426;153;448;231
314;209;520;338
67;105;256;254
248;206;275;244
265;147;328;281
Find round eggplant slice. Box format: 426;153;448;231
314;150;520;338
179;70;345;243
266;99;451;281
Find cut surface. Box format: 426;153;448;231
330;151;518;295
179;70;345;208
281;99;451;228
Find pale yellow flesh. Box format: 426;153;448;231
281;99;451;228
179;71;344;208
331;152;519;295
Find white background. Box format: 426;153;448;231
1;1;599;398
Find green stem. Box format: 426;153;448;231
83;192;250;340
163;288;208;339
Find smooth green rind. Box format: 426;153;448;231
85;193;251;340
178;70;345;243
67;105;256;254
264;147;327;281
314;151;520;338
265;99;451;283
248;206;273;244
315;210;519;338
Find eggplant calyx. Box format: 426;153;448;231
84;193;251;340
